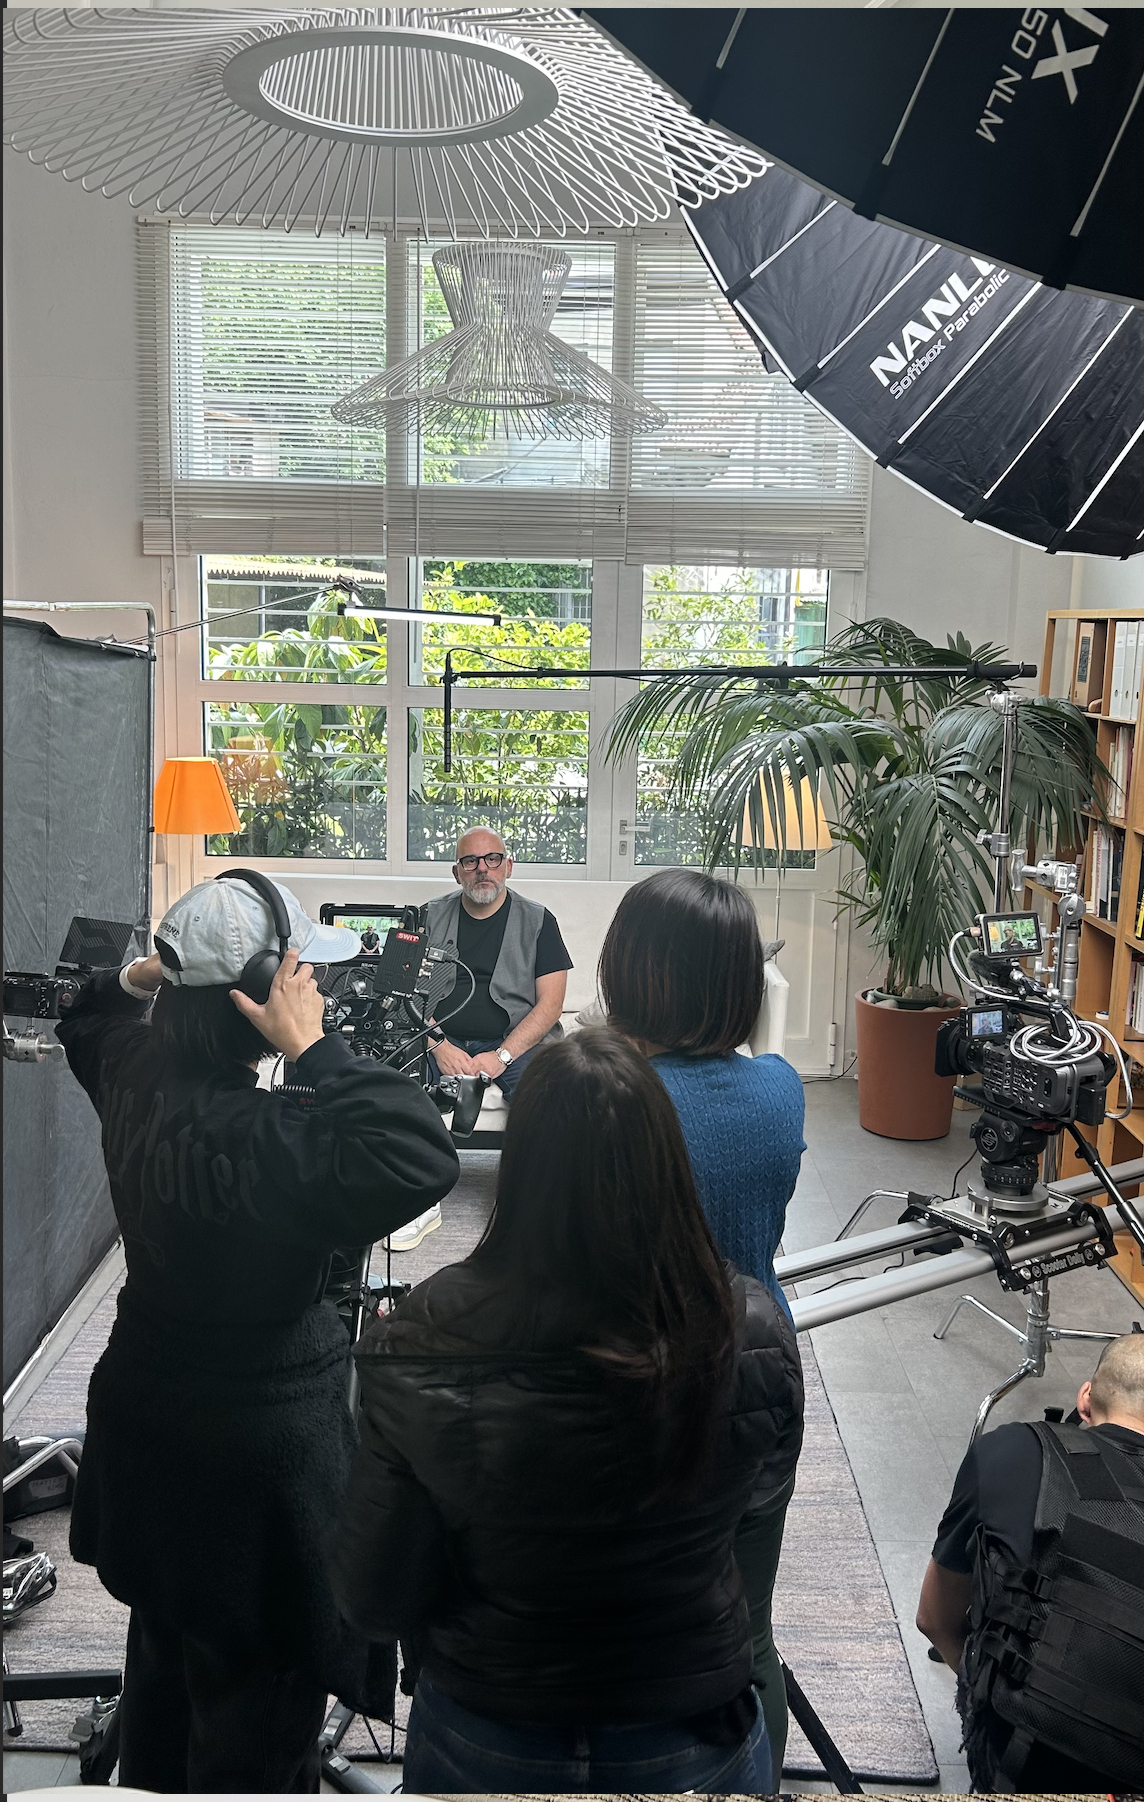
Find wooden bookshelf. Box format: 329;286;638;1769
1032;608;1144;1304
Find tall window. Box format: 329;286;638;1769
202;557;387;682
206;700;387;860
411;560;592;684
407;707;590;865
636;566;829;867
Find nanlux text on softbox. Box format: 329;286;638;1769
3;618;151;1388
683;165;1143;558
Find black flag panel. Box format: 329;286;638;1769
587;7;1144;307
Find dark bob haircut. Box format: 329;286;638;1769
149;982;272;1079
599;868;765;1056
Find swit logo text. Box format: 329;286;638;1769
869;260;1010;394
978;6;1107;142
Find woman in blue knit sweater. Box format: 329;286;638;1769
600;868;806;1776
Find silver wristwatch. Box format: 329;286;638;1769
495;1046;513;1067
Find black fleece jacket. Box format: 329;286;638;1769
56;968;460;1325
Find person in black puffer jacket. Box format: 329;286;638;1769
328;1025;804;1796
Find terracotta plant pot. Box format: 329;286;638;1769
854;990;961;1141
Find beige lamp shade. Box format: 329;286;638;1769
742;776;833;852
154;758;241;834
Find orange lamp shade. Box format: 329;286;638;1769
154;758;242;834
742;776;834;852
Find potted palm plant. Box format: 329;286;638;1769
607;618;1101;1140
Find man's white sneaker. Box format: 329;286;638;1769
387;1204;442;1251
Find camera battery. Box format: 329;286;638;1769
375;928;430;999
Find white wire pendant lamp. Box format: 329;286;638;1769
332;241;665;440
2;7;765;238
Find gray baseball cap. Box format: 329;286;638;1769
154;878;360;988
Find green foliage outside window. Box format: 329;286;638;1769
206;696;386;860
416;559;592;683
408;708;589;864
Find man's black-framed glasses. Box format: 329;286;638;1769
457;851;507;871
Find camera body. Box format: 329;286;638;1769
935;910;1116;1201
935;1006;1110;1128
3;971;85;1020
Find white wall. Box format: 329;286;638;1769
864;466;1074;672
3;155;156;616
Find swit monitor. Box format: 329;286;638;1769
318;903;416;955
978;911;1043;961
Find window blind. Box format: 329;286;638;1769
141;222;869;566
627;236;869;567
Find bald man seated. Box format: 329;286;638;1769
917;1330;1144;1795
425;827;572;1100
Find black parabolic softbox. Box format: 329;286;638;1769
3;617;151;1389
587;8;1144;308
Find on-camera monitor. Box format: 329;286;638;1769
980;911;1042;959
969;1007;1006;1039
318;904;409;955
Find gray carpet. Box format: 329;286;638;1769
5;1153;936;1783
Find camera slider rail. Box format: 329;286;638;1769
898;1191;1117;1294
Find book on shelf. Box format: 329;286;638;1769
1072;620;1103;708
1108;724;1134;818
1109;620;1142;723
1136;861;1144;941
1129;958;1144;1035
1134;620;1143;721
1087;823;1124;921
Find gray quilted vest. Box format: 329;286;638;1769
425;890;563;1043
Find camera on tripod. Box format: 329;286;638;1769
935;909;1117;1204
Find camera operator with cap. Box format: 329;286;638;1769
53;872;459;1794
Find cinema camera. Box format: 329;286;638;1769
306;903;488;1136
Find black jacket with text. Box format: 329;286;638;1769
327;1258;804;1724
56;969;459;1711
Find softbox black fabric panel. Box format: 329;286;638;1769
3;618;150;1388
587;7;1144;307
683;165;1144;558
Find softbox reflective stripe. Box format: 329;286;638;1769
684;165;1144;559
586;7;1144;308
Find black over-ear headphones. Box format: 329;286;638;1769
216;869;291;1005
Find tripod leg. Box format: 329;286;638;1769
969;1360;1034;1446
781;1658;862;1794
935;1294;1023;1343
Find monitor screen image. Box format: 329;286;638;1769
320;907;409;955
981;912;1042;958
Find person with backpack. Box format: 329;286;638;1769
917;1331;1144;1793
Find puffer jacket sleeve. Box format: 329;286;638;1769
326;1384;451;1641
734;1274;805;1510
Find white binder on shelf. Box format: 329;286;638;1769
1132;620;1143;722
1111;621;1128;720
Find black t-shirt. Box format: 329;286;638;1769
932;1419;1144;1573
445;892;572;1042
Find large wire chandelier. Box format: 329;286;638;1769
333;241;665;439
2;8;766;238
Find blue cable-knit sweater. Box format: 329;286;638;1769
651;1052;806;1319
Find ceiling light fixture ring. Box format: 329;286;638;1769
221;26;560;149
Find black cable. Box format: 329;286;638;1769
949;1148;976;1199
381;954;477;1069
804;1053;858;1085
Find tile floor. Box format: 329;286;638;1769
5;1077;1140;1796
